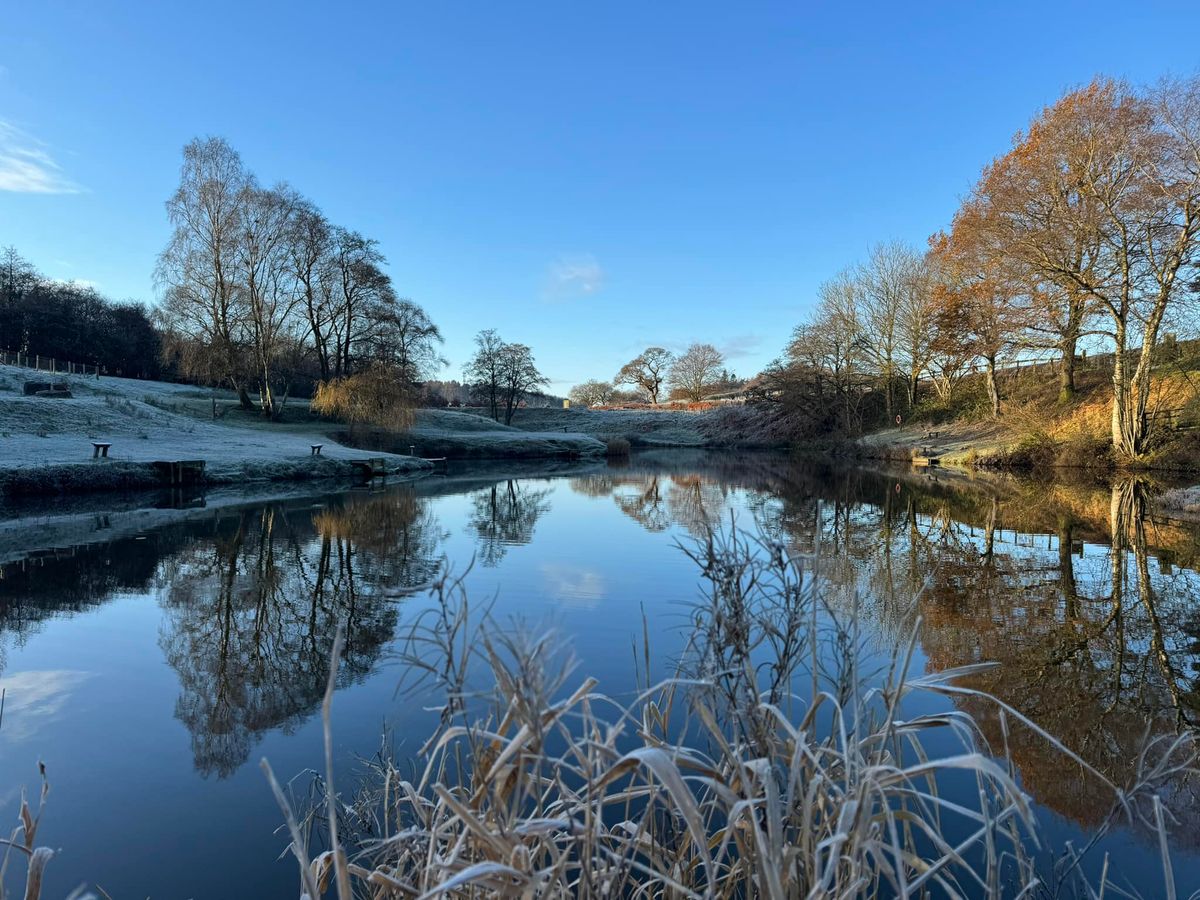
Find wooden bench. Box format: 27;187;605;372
92;441;112;458
350;458;388;478
311;444;323;456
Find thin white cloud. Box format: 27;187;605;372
540;563;607;608
0;669;92;743
543;254;604;301
0;119;82;194
719;334;764;359
44;277;100;290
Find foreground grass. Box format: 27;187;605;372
265;528;1198;899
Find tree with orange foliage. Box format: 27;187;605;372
929;214;1024;419
974;77;1200;456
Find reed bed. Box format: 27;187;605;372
267;527;1198;899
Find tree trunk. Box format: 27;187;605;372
1110;320;1135;457
1058;336;1077;403
1057;519;1078;618
1122;297;1168;458
985;355;1001;418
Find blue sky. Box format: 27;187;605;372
3;1;1199;393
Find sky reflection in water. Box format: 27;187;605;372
0;452;1197;897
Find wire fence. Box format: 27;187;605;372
0;349;100;378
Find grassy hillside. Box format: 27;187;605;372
0;365;432;494
459;403;792;449
862;344;1200;474
0;366;610;498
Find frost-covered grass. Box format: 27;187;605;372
341;409;609;459
458;404;790;448
1160;485;1200;518
0;365;429;493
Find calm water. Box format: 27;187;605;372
1;451;1198;897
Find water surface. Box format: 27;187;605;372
1;452;1197;897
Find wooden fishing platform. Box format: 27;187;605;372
151;460;206;485
351;457;389;478
912;446;941;467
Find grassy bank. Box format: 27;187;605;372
857;348;1200;477
0;363;434;495
462;403;796;449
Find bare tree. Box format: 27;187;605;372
498;342;549;425
789;273;873;432
156;136;254;406
895;250;938;407
568;380;614;407
466;329;505;421
289;199;339;381
330;228;390;377
855;242;909;420
236;184;301;417
369;298;446;384
668;342;724;401
615;347;673;404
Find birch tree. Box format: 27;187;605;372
157;136;254;406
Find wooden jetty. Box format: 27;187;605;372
151;460;206;485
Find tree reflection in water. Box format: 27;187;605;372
572;472;729;536
157;490;442;777
2;458;1198;842
467;480;552;565
809;474;1200;843
567;462;1200;843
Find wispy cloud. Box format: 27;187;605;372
0;119;82;194
0;669;92;744
543;254;604;301
719;333;764;359
540;563;607;608
44;277;100;290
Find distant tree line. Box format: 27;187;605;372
157;136;445;420
0;247;162;378
766;75;1200;459
569;343;743;407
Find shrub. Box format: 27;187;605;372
1055;434;1115;470
602;436;631;457
311;366;416;431
983;431;1057;470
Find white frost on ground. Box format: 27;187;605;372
0;483;335;565
0;365;429;481
1160;486;1200;518
453;406;711;446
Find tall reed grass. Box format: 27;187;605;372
266;527;1198;898
0;764;95;900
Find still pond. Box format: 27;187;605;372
0;451;1197;897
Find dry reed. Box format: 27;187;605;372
265;527;1199;899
